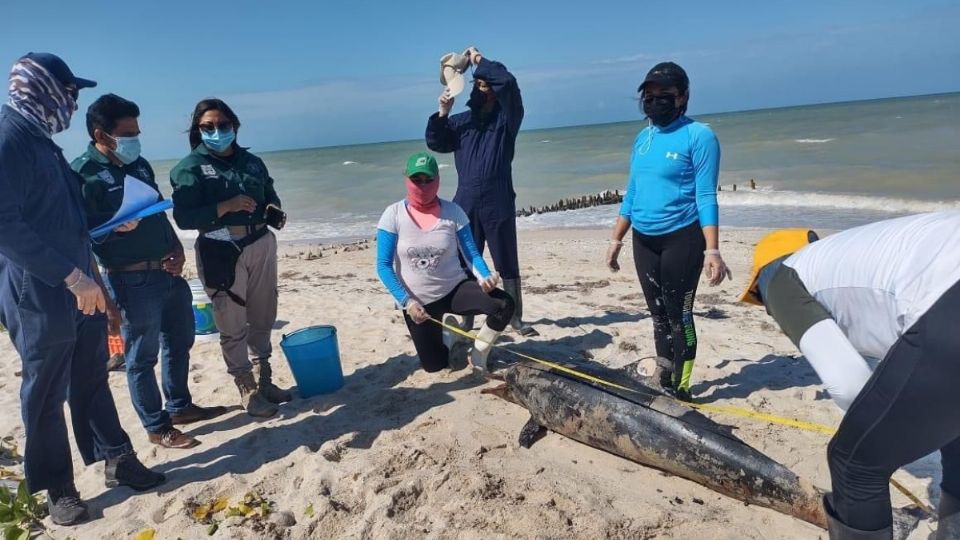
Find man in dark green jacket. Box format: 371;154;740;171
73;94;227;448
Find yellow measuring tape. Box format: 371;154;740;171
430;317;934;515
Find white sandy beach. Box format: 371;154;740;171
0;227;942;539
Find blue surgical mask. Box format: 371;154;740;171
201;128;236;153
108;134;142;165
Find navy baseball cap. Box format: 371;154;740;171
20;52;97;89
638;62;688;94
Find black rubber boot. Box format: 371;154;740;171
824;495;892;540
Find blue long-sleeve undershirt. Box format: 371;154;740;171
376;226;491;308
618;116;720;236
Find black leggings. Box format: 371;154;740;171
631;222;705;391
827;279;960;531
403;280;515;372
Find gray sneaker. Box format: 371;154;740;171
47;486;88;526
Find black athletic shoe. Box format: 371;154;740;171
104;453;165;491
47;486;88;526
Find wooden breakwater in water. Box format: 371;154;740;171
515;180;758;217
515;190;623;217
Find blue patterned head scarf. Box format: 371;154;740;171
8;58;76;136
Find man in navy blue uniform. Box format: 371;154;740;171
425;47;537;336
0;53;164;526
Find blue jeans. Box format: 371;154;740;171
104;270;195;434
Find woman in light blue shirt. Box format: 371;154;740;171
605;62;731;401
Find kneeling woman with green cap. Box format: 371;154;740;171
741;211;960;540
376;152;515;372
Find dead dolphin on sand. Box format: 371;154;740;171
483;358;923;535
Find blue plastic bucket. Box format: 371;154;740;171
280;325;344;398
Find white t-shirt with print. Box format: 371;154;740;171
377;199;472;305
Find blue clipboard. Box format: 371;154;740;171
90;199;174;239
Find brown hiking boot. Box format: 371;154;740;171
234;372;278;417
170;403;229;425
255;362;293;404
147;428;200;449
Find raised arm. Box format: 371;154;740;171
473;57;524;135
425;112;458;154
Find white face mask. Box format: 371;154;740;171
108;134;142;164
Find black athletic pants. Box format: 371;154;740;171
403;280;515;372
827;279;960;531
631;222;705;391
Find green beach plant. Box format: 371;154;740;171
0;481;52;540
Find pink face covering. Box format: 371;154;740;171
405;177;441;229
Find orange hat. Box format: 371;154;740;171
739;228;818;305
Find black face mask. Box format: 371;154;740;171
642;95;680;127
468;85;496;111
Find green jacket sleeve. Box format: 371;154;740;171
170;164;221;230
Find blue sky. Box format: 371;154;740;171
2;0;958;160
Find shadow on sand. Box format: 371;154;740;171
85;352;484;517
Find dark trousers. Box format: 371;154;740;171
827;279;960;531
631;222;705;390
0;270;133;493
403;280;515;372
104;270;194;434
464;211;521;280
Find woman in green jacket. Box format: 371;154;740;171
170;98;291;418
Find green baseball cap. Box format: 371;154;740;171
405;151;439;178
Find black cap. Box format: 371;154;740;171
638;62;688;94
20;52;96;89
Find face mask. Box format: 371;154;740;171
405;177;440;210
201;128;235;153
108;134;141;165
642;95;680;127
8;59;75;135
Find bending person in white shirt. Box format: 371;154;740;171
740;211;960;540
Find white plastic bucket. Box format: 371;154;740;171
189;279;219;343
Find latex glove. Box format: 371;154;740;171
606;242;623;273
114;219;140;233
704;251;732;286
405;300;430;324
65;269;106;316
477;272;500;294
438;90;455;117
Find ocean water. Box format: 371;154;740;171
153;92;960;242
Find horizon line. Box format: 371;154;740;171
150;89;958;162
